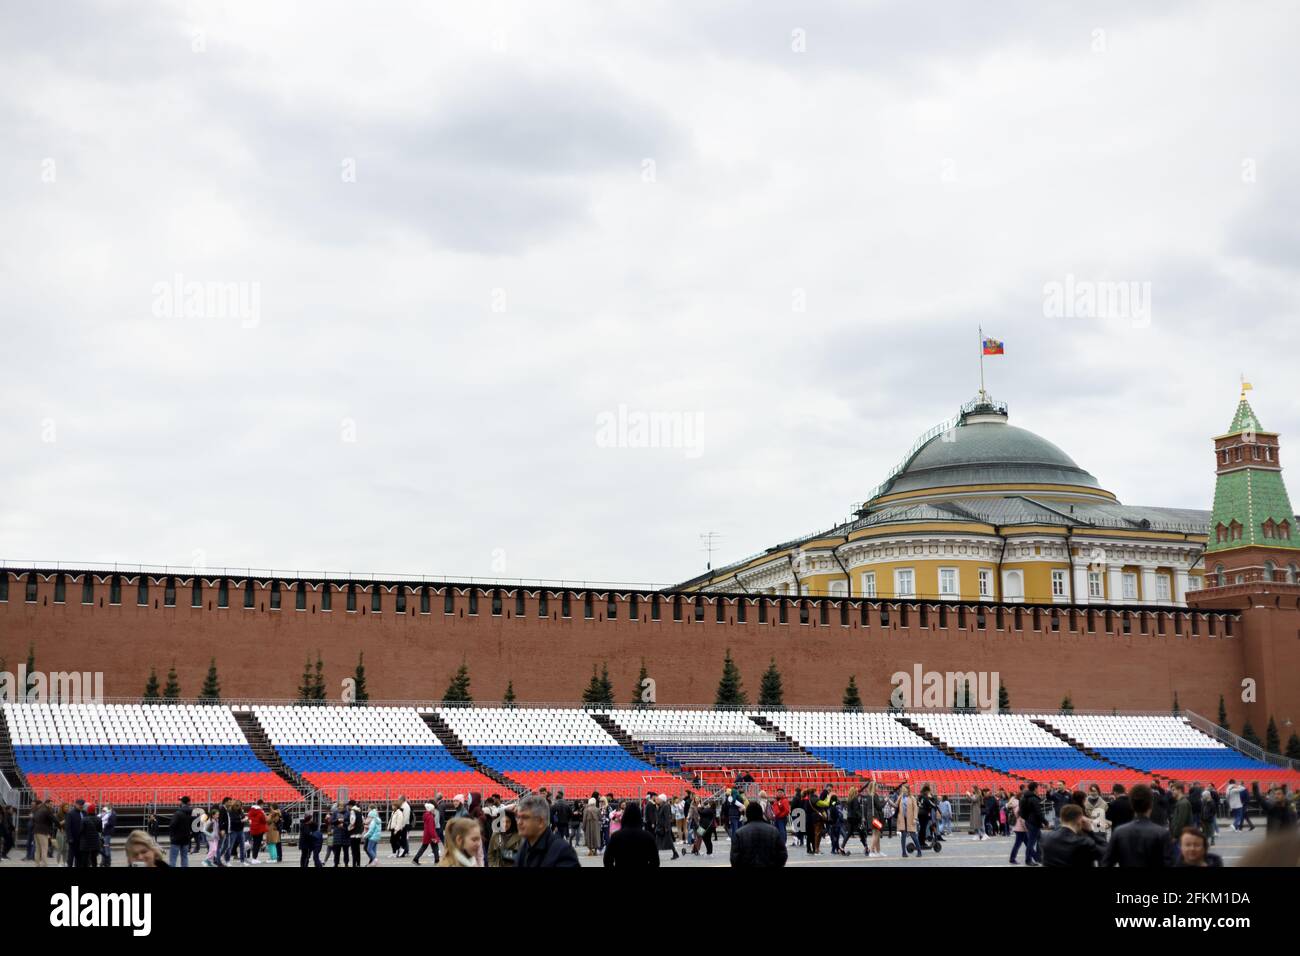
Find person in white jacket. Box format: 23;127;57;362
389;803;406;857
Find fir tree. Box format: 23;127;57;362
1059;694;1075;714
598;662;614;704
311;653;327;701
631;659;650;707
1172;691;1181;715
997;682;1011;714
758;658;784;709
954;679;974;712
1265;715;1281;754
1217;695;1229;733
297;657;315;702
1286;732;1300;761
842;675;862;713
443;660;472;704
582;665;605;708
26;642;35;677
714;649;747;708
1240;721;1262;747
352;652;369;704
163;665;181;701
143;667;160;702
503;680;516;708
199;658;220;702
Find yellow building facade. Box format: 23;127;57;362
680;396;1208;606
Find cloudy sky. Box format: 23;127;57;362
2;1;1297;588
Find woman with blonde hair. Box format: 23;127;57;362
125;830;168;867
438;817;482;867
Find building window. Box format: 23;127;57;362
164;577;176;607
1280;520;1292;539
347;584;357;612
538;593;549;617
83;577;94;605
397;587;408;613
217;579;228;608
0;574;7;602
736;599;746;623
1230;520;1242;541
1186;575;1202;592
370;588;381;612
138;579;149;606
295;582;307;610
420;586;430;614
672;595;682;621
192;579;203;607
939;568;958;598
52;573;65;603
629;594;639;619
269;581;281;610
562;593;571;618
862;572;877;598
445;589;455;614
321;585;332;611
609;596;618;620
1215;523;1227;543
492;589;503;616
110;575;123;605
758;597;768;624
694;599;704;622
24;573;38;603
1264;560;1276;582
584;594;593;619
468;590;479;615
1155;574;1171;602
1288;564;1298;584
1051;570;1067;598
1122;573;1138;601
243;581;255;608
1214;564;1224;588
651;594;659;621
515;592;525;616
1088;572;1103;599
894;569;915;598
978;569;992;598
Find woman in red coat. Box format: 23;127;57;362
246;801;268;864
412;802;440;865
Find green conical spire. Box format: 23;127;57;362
1227;397;1264;435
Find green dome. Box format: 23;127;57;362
883;415;1101;497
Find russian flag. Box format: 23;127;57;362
982;337;1004;355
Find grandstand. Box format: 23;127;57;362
1;702;1295;813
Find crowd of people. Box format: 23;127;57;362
2;776;1296;869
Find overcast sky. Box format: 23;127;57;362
2;1;1298;588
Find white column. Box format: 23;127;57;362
1173;569;1190;606
1140;566;1157;606
1107;565;1124;603
1072;563;1090;605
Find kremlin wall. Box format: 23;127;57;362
1;392;1296;732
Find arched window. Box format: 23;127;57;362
1264;560;1276;582
1215;564;1224;587
1263;519;1275;539
1230;520;1243;541
1216;522;1227;543
1288;564;1298;585
1280;520;1292;540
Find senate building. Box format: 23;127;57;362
679;392;1267;606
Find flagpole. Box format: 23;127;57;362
978;325;986;402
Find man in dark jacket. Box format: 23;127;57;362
168;797;194;868
1048;782;1071;827
1149;783;1169;826
1041;805;1106;866
1167;783;1193;842
65;801;84;868
730;801;788;867
516;794;579;868
603;802;659;867
1019;782;1045;866
77;804;103;868
1103;784;1172;867
550;790;573;842
1106;783;1133;830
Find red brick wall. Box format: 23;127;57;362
0;572;1256;725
